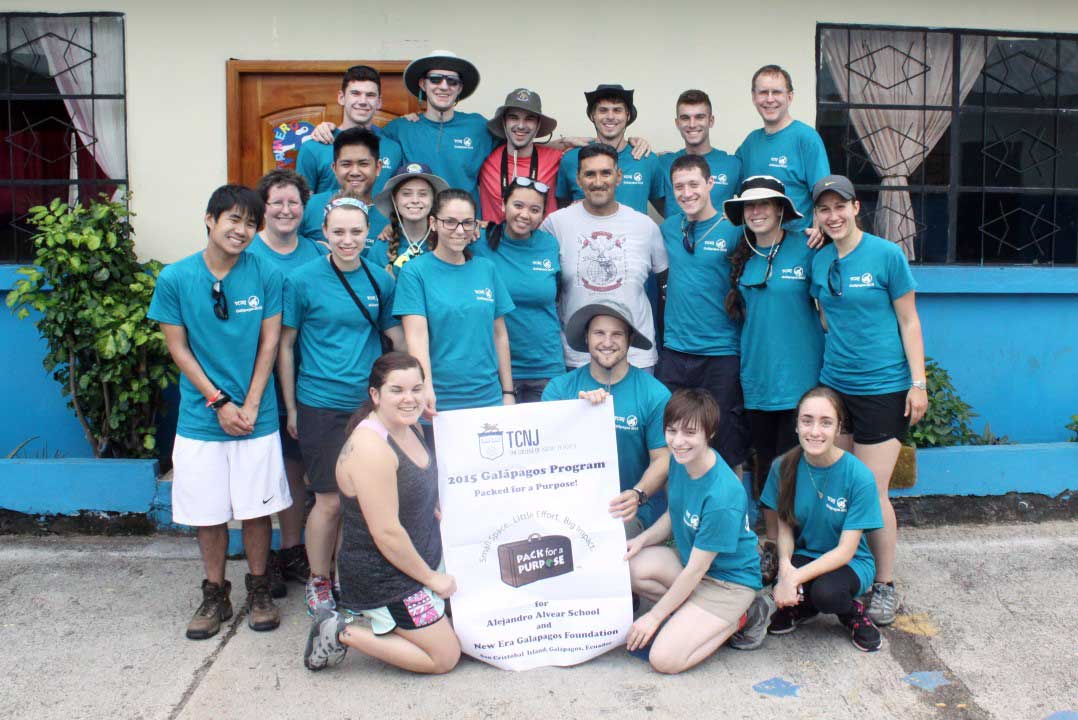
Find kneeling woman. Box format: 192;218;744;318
625;389;770;674
760;386;884;652
304;352;460;674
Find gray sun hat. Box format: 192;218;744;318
487;88;558;139
373;163;449;219
564;300;652;353
403;49;480;101
723;175;804;227
812;174;857;203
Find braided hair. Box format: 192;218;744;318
724;233;754;323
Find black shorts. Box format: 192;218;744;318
655;349;750;468
277;414;303;462
833;389;909;445
296;402;353;494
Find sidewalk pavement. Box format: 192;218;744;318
1;521;1075;720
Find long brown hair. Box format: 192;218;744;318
724;231;754;322
386;178;437;265
345;351;425;433
776;386;848;528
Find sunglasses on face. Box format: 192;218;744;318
211;280;228;320
425;73;462;88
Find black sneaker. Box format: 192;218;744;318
268;550;287;599
839;600;882;652
278;544;310;585
768;603;820;635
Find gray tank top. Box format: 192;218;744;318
337;420;441;610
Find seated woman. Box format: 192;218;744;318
625;388;771;674
760;386;884;652
303;352;460;674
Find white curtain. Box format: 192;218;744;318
822;30;988;259
24;17;126;204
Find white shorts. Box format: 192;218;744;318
171;432;292;526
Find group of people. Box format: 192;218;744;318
148;49;928;676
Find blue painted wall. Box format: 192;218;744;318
914;267;1078;443
1;266;94;458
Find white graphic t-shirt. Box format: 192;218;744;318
541;203;668;368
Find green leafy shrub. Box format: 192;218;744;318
6;196;177;458
1067;415;1078;442
907;358;978;448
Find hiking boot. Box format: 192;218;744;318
303;608;358;671
759;540;778;586
245;573;281;632
867;582;897;626
186;579;233;640
729;593;776;650
278;545;310;584
268;550;287;599
305;575;336;617
768;603;820;635
840;599;882;652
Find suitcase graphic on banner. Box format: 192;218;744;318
497;533;574;588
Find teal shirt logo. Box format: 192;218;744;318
683;510;700;531
235;294;263;314
849;272;875;288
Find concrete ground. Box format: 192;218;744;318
0;521;1075;720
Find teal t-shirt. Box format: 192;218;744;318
283;257;399;411
299;189;387;251
668;450;762;590
392;252;514;410
660;213;742;356
382;112;495;211
295;126;402;198
809;233;917;394
365;237;431;277
735;120;830;231
471;228;563;380
541;366;671;527
739;237;824;410
659;148;741;218
148;252;282;441
761;452;883;595
557;144;665;214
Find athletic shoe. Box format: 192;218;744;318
767;603;820;635
867;582;897;626
267;550;287;599
303;609;351;671
759;541;778;586
245;573;281;631
839;599;882;652
278;545;311;584
186;579;233;640
305;575;336;617
729;593;776;650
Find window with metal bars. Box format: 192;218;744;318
817;24;1078;265
0;12;126;265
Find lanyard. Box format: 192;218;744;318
500;146;539;191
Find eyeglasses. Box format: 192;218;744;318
742;241;784;290
425;73;462;88
508;177;550;194
211;280;229;320
827;258;843;296
266;200;303;210
435;216;478;233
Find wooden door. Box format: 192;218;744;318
226;60;419;188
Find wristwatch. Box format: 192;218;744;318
631;487;648;506
911;380;927;391
209;391;232;410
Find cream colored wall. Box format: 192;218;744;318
12;0;1078;262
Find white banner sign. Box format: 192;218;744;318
434;399;632;671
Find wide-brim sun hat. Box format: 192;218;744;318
584;84;638;126
487;88;557;139
564;300;652;353
403;49;480;101
374;163;449;219
723;175;804;227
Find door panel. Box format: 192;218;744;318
226;60;418;188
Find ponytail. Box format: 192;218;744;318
776;446;802;528
724;230;754;322
487;222;505;252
